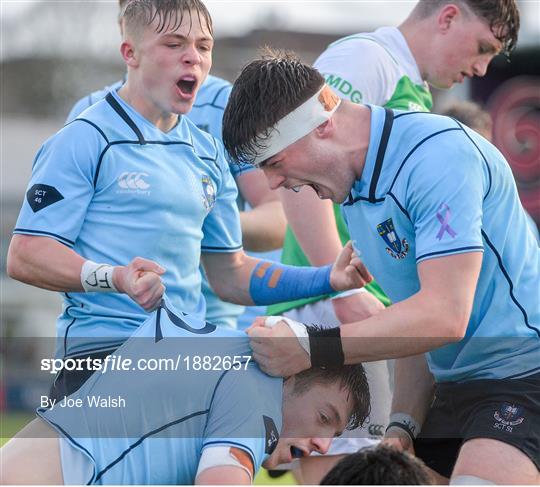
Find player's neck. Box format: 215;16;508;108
398;19;429;83
117;83;179;133
340;104;371;180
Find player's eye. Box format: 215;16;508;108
478;43;492;55
319;412;330;425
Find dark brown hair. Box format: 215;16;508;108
321;445;435;485
292;363;371;431
414;0;519;56
222;49;324;165
121;0;213;38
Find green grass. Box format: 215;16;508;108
0;412;34;446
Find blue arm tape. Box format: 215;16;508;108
249;261;334;306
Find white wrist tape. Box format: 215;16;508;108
387;412;421;439
265;316;310;357
81;260;118;293
331;288;368;300
196;446;254;482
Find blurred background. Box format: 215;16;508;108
1;0;539;414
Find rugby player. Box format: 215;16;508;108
6;0;368;400
66;0;287;332
268;2;520;481
222;53;540;484
0;300;370;484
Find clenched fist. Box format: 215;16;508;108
113;257;166;311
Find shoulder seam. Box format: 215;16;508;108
69;118;110;144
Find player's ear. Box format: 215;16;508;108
437;4;459;34
315;119;334;140
120;40;138;68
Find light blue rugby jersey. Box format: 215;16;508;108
14;89;242;356
38;298;283;485
188;75;251;328
342;105;540;383
65;76;249;180
66;75;251;330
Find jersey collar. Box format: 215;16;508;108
106;89;183;143
347;105;394;204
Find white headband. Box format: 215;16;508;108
253;84;341;166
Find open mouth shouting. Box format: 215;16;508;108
176;76;197;99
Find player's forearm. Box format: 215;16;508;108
8;234;166;310
340;290;467;362
203;246;368;307
203;253;333;306
280;187;343;265
239;201;286;252
202;251;257;305
7;235;85;292
390;354;435;426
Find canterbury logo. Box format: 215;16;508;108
117;172;150;190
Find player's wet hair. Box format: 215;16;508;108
121;0;213;38
413;0;519;56
292;363;371;431
223;49;323;166
321;445;434;485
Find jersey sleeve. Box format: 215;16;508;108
13;121;106;247
405;131;488;263
201;143;243;253
314;37;399;105
201;363;282;475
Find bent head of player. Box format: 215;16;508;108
402;0;519;89
321;445;434;485
223;52;366;204
263;364;370;469
119;0;213;123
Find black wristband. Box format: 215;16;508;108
386;421;416;441
306;325;345;368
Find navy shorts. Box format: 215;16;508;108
414;372;540;478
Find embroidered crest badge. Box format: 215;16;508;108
493;403;525;427
201;175;216;210
377;218;409;259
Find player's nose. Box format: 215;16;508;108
472;58;490;77
182;44;202;65
264;171;286;191
310;437;332;454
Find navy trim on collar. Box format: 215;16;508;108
105;92;146;145
368;107;394;202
